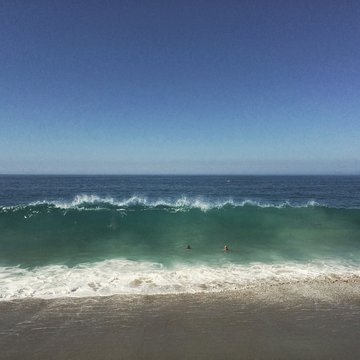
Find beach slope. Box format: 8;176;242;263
1;279;360;359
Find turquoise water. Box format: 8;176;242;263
1;202;360;267
0;175;359;299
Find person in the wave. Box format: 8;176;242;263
224;245;229;252
186;245;192;250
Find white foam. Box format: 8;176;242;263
27;195;235;211
14;195;324;212
1;259;359;300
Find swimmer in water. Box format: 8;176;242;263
186;245;192;250
224;245;229;252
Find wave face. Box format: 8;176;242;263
1;199;360;267
1;175;360;299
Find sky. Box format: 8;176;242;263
1;0;360;174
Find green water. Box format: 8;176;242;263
1;204;359;267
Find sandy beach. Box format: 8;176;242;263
1;279;360;359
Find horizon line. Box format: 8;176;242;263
1;173;359;177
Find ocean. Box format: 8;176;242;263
1;175;359;300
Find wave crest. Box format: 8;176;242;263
1;195;324;212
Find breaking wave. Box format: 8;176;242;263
1;194;325;213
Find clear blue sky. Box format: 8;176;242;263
1;0;359;174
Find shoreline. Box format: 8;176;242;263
2;260;360;300
1;279;360;359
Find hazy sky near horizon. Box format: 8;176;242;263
1;1;360;174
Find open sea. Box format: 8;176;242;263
1;175;359;300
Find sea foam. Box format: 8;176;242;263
1;260;359;300
0;194;325;213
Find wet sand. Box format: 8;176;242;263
1;280;360;359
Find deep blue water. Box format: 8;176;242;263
1;175;360;208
